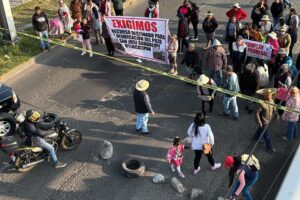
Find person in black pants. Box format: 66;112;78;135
102;21;115;56
189;1;199;40
187;113;221;175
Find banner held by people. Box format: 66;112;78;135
244;39;272;60
104;16;169;64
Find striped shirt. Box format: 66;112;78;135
204;47;227;71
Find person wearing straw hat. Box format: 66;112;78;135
266;31;280;64
274;48;296;79
226;3;248;22
277;27;291;55
202;11;218;49
253;88;277;153
259;15;273;38
168;34;179;75
204;39;227;87
197;74;217;113
133;80;155;134
282;86;300;141
224;155;259;200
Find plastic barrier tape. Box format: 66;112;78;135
1;27;299;114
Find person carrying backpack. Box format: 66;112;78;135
224;155;260;200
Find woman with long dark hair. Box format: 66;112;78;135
187;113;221;175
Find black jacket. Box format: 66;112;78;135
23;120;47;145
240;71;259;96
80;23;91;40
271;2;284;18
181;50;200;67
32;12;49;32
133;89;153;114
202;17;218;33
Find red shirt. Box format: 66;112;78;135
226;8;248;21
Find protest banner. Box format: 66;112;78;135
244;40;272;60
104;16;169;64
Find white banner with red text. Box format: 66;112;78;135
244;39;272;60
104;16;169;64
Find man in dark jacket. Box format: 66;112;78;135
23;110;66;168
177;13;189;53
32;6;50;52
189;1;199;40
202;11;218;49
271;0;284;26
102;21;115;56
133;80;155;134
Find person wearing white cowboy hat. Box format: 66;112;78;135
196;74;217;113
202;10;218;49
277;26;291;56
133;80;155;134
204;39;227;86
259;15;273;36
253;88;277;153
226;2;248;21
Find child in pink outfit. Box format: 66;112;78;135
167;137;185;178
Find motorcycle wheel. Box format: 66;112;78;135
61;130;82;151
15;154;35;173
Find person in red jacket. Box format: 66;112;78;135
226;3;248;22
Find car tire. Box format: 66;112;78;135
121;158;145;178
37;113;59;130
0;112;16;137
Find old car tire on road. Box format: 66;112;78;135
121;158;145;178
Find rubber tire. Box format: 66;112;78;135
0;112;16;137
37;113;59;130
121;159;145;178
15;155;35;173
61;130;82;151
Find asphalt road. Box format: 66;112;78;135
0;0;300;199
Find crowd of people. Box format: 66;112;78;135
30;0;300;199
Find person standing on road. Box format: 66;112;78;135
231;35;247;75
70;0;82;21
202;11;218;49
112;0;125;16
167;34;179;75
32;6;50;52
281;86;300;141
204;39;227;87
181;43;200;81
226;3;248;22
259;15;273;39
277;27;291;56
177;13;189;54
187;112;221;175
285;8;299;57
225;16;240;55
133;80;155;134
100;0;112;17
79;18;93;57
189;1;199;41
251;2;267;27
253;88;277;153
197;74;217;113
58;0;73;35
102;21;115;56
224;156;259;200
144;2;159;18
271;0;284;26
177;0;192;21
167;136;186;178
91;7;102;45
222;65;240;120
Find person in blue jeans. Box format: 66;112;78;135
253;88;277;153
224;156;259;200
32;6;50;52
23;110;66;169
133;80;155;134
222;65;240;120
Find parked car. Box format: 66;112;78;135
0;83;20;137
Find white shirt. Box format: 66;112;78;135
256;64;269;87
187;123;214;150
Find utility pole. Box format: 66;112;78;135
0;0;17;43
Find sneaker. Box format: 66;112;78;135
170;165;176;172
81;52;86;56
135;128;141;132
141;131;151;134
211;163;221;170
54;161;67;169
89;53;93;58
136;58;142;63
169;69;175;74
178;172;185;178
173;71;178;75
220;112;229;117
193;167;200;175
267;148;277;153
282;136;288;141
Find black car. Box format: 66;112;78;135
0;83;20;137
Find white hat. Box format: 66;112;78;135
135;80;149;91
207;11;214;16
197;74;210;85
212;39;222;46
261;15;270;21
256;88;277;95
268;32;277;39
232;3;240;8
278;48;286;54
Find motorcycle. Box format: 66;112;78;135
0;113;82;173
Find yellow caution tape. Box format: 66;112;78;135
1;27;299;114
